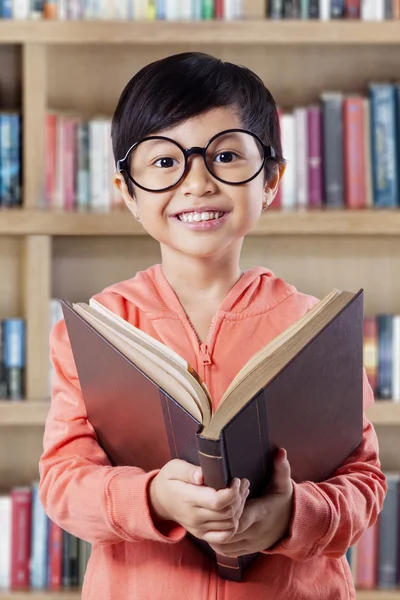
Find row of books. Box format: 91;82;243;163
0;113;21;208
364;315;400;402
0;473;398;591
267;0;400;20
0;483;91;590
0;0;243;21
275;83;400;211
346;472;400;589
0;318;25;400
0;304;399;402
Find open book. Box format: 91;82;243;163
61;287;364;581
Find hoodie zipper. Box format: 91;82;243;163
188;317;215;368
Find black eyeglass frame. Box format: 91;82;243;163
116;128;277;193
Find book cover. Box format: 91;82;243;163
47;520;63;590
343;96;367;209
30;482;49;590
280;113;296;208
294;107;308;209
369;84;399;207
10;488;32;590
377;473;399;588
307;105;323;207
0;495;11;589
321;92;344;207
61;288;364;581
345;0;360;17
331;0;345;17
363;316;378;395
377;314;393;400
3;318;25;401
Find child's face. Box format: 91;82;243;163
114;107;281;262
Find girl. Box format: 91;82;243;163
39;52;386;600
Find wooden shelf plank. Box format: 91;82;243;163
2;208;400;236
0;400;50;426
366;402;400;426
357;592;400;600
1;400;398;428
2;20;400;45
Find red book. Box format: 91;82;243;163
345;0;360;18
45;113;57;208
10;487;32;590
343;96;367;209
215;0;224;19
363;317;378;394
394;0;400;19
48;521;63;590
355;521;379;589
307;106;323;208
63;117;77;211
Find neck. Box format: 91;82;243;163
160;244;244;304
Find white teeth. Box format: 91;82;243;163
178;211;224;222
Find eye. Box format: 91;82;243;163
153;157;180;168
214;151;239;164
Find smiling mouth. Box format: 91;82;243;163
176;211;226;223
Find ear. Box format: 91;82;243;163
262;163;286;209
113;172;139;218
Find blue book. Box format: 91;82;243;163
3;318;25;400
30;482;49;590
369;84;399;208
156;0;165;19
377;315;393;400
192;0;202;19
330;0;345;17
1;0;13;18
0;114;21;207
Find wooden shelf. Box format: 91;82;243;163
357;593;400;600
0;400;50;426
2;208;400;236
0;400;398;427
366;402;400;426
1;20;400;45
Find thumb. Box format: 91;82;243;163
167;459;204;485
271;449;292;494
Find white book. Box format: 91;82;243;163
319;0;330;20
180;0;192;19
392;316;400;402
12;0;29;18
89;120;109;212
114;0;129;18
165;0;179;19
281;114;296;210
376;0;384;20
294;107;308;210
134;0;147;18
30;483;49;589
224;0;235;20
361;0;377;20
0;496;11;590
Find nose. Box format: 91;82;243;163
180;154;217;196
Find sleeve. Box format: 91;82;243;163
38;293;186;546
261;368;387;561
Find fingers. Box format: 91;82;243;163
165;459;204;485
270;448;292;495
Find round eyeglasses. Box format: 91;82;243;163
116;128;276;193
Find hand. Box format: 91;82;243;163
149;459;250;544
209;448;293;558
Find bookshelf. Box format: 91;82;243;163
0;2;400;598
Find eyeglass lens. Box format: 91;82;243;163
128;131;265;191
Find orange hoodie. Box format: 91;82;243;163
39;265;387;600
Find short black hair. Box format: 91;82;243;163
111;52;284;190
